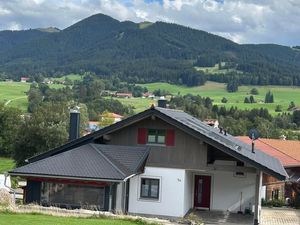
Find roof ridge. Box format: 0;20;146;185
259;139;300;163
89;144;127;177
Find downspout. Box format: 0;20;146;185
123;173;136;182
4;173;16;202
122;174;137;214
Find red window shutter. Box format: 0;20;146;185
166;129;175;146
137;128;147;144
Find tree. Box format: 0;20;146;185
0;104;22;157
288;101;296;110
13;102;69;166
221;97;228;103
265;91;274;103
275;105;283;112
226;80;239;92
249;95;255;103
250;88;259;95
244;97;250;103
292;110;300;127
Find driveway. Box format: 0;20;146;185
190;208;300;225
261;207;300;225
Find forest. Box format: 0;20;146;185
0;14;300;87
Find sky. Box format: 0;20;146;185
0;0;299;46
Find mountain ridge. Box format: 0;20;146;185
0;13;299;86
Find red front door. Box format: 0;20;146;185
194;175;211;208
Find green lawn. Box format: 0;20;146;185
114;97;156;112
53;74;83;82
0;82;65;111
138;81;300;115
0;157;15;173
0;213;155;225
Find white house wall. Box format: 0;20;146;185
210;170;256;212
128;167;187;217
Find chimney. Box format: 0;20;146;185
69;108;80;141
158;97;167;108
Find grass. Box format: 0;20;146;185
138;81;300;115
194;62;242;74
0;82;65;111
0;157;15;173
112;97;156;112
0;212;156;225
53;74;83;82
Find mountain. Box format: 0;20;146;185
0;13;300;86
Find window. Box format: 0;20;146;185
147;129;166;144
140;178;160;199
40;182;105;210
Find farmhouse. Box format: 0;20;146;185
115;92;133;98
20;77;30;82
238;137;300;206
9;104;287;224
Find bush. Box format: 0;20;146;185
221;97;228;103
263;199;285;207
0;188;14;209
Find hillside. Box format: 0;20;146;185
0;13;300;86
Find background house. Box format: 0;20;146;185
238;137;300;206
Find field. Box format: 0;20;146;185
138;82;300;114
0;157;15;173
1;79;300;115
112;97;156;112
0;82;64;111
0;213;154;225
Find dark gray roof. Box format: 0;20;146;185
9;144;149;181
26;106;287;180
154;107;287;180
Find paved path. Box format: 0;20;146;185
191;208;300;225
261;208;300;225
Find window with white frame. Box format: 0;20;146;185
147;129;166;144
140;178;160;199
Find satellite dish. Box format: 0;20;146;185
248;128;259;140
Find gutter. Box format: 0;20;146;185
123;173;137;182
4;172;16;202
8;172;124;183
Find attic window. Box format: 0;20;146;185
148;129;166;144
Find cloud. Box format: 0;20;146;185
0;0;299;46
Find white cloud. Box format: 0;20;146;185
0;0;299;46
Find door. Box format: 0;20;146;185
194;175;211;208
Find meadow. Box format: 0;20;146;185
1;78;299;115
0;81;64;111
138;81;300;114
0;157;15;173
0;212;156;225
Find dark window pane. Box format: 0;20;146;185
140;178;159;199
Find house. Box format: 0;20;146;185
20;77;30;82
142;92;155;99
115;92;133;98
9;105;287;224
204;119;219;128
101;112;124;124
237;137;300;205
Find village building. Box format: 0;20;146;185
20;77;30;83
238;137;300;206
115;92;133;98
9;104;287;224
